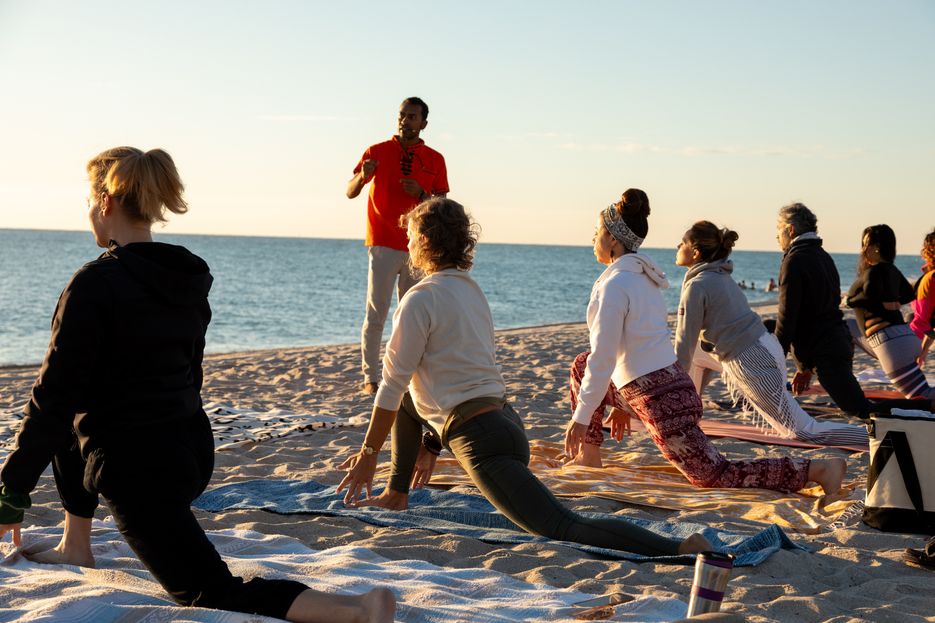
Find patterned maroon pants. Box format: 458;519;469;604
570;353;810;492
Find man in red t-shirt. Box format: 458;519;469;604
346;97;449;394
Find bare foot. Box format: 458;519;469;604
678;533;712;555
361;588;395;623
566;443;603;468
25;543;96;568
808;458;847;495
353;489;409;511
286;587;395;623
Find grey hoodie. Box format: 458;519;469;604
674;258;766;370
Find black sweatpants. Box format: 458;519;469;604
53;413;306;619
388;397;682;556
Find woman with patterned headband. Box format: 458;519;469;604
564;189;847;495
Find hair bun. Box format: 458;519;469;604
619;188;650;219
720;228;739;250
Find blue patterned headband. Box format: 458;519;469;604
601;204;644;252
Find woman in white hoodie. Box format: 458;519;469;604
564;190;846;494
673;220;867;447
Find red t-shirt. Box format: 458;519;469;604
353;136;449;250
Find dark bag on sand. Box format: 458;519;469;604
863;410;935;534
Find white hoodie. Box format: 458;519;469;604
571;253;676;425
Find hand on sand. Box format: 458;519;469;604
808;457;847;496
603;405;633;441
352;489;409;511
337;451;378;506
791;369;813;395
0;523;21;547
410;446;437;490
563;420;587;459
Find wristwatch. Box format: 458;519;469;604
362;445;376;456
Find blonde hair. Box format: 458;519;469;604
87;147;188;224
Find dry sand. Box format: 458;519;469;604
1;308;933;622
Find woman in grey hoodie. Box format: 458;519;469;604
674;221;868;447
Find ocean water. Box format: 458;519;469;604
0;228;925;367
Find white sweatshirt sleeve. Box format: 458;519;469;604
571;279;628;425
375;289;433;412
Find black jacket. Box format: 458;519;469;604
775;236;847;369
1;242;212;495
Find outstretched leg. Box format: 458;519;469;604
448;408;704;556
621;364;830;493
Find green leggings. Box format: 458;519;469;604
388;396;682;556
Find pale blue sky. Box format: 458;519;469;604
1;0;932;252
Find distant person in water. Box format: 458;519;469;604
845;224;935;403
337;197;712;557
673;220;867;447
909;228;935;370
564;190;846;495
0;147;394;623
346;97;449;396
766;278;778;293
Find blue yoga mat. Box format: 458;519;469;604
193;479;807;566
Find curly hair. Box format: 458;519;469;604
922;228;935;266
401;198;479;273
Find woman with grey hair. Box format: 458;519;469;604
564;190;846;494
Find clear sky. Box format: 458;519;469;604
1;0;932;252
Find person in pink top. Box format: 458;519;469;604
346;97;449;395
909;228;935;370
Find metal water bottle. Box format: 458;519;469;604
686;551;734;616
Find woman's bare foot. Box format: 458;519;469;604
808;458;847;495
25;542;96;568
567;443;603;468
678;533;713;555
286;587;395;623
24;512;95;568
354;489;409;511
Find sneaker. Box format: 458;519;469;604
361;381;379;396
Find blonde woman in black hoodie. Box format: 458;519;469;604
0;147;394;623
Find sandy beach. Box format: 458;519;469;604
1;307;933;622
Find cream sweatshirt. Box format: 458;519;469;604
375;268;506;438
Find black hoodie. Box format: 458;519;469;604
1;242;213;495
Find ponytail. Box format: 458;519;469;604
87;147;187;224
